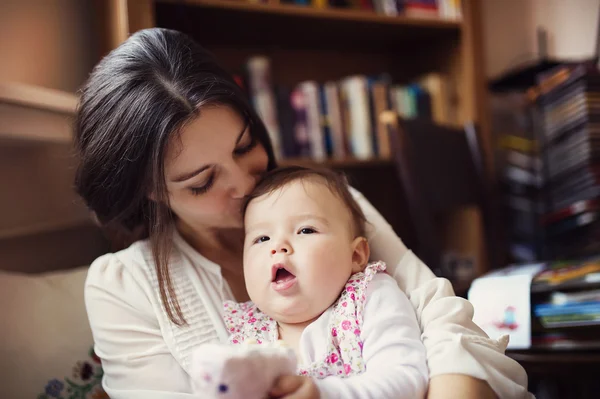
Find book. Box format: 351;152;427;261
299;81;327;161
340;76;374;159
246;56;282;159
324;81;348;159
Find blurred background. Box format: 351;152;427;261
1;1;600;398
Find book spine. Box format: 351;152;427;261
246;56;282;159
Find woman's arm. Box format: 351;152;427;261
350;188;531;399
85;254;196;399
429;375;497;399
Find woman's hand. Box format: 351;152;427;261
270;375;320;399
427;374;498;399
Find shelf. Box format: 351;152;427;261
0;218;94;241
156;0;461;52
279;157;394;168
0;82;78;144
171;0;461;29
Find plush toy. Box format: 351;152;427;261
190;340;297;399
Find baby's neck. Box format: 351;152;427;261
277;318;318;357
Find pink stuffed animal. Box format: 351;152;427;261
190;340;297;399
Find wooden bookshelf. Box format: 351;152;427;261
97;0;487;136
0;82;78;144
93;0;490;278
172;0;462;29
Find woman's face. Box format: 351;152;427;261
163;105;269;232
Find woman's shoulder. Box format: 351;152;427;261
85;238;158;293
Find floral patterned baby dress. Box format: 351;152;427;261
222;261;386;378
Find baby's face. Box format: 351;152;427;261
243;178;363;325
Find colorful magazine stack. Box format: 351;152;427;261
470;258;600;350
530;257;600;349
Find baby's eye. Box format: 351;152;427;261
298;227;316;235
254;235;270;244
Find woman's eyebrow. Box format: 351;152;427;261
171;121;249;183
171;164;211;183
171;120;250;183
235;120;250;144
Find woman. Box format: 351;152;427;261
77;28;530;399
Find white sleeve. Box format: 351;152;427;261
315;273;428;399
85;253;196;399
350;187;533;399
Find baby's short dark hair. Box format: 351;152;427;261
243;165;367;237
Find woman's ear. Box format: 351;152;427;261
350;237;370;273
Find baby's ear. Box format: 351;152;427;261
351;236;370;273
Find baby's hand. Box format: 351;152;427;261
269;375;320;399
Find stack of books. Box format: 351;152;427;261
273;0;462;20
533;63;600;259
530;257;600;349
236;55;458;161
490;90;544;263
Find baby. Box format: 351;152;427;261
224;166;428;398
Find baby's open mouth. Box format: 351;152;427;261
273;267;295;284
271;264;298;292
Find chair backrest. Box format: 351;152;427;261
385;115;495;276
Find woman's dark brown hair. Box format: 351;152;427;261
243;166;367;237
73;28;276;325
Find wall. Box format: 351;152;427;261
0;1;106;271
483;0;600;79
0;0;97;92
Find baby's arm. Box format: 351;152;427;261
315;273;428;399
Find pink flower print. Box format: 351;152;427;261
231;310;237;314
257;339;262;344
331;327;337;337
359;341;364;352
354;328;361;336
342;302;347;307
351;293;356;300
230;327;235;332
329;353;339;364
348;280;354;284
261;326;267;331
248;317;257;324
248;311;253;317
347;286;355;292
342;320;351;330
233;339;239;344
344;364;352;375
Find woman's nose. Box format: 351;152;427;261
230;164;256;199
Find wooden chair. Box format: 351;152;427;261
383;114;498;285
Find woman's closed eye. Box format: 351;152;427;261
298;227;317;235
190;173;215;196
234;130;256;156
